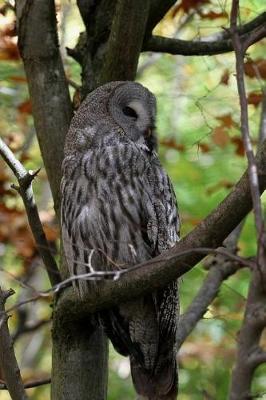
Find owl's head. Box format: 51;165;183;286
65;81;157;154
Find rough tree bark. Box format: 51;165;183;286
15;1;109;399
13;1;266;399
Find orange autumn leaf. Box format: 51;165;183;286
231;137;245;157
199;142;211;153
9;75;27;83
247;92;263;107
172;0;210;16
212;126;230;148
206;179;234;195
43;224;59;242
0;204;36;259
17;100;32;114
0;40;20;60
216;114;236;129
220;69;230;85
199;10;228;19
244;59;266;80
160;138;186;152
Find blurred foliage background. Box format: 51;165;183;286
0;0;265;399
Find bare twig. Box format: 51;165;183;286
12;319;51;342
259;90;266;143
0;287;28;400
229;3;266;397
0;377;51;390
143;12;266;56
0;138;61;286
177;223;245;349
231;1;265;266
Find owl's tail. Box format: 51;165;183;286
130;357;178;400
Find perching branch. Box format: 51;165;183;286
0;287;28;400
0;138;61;286
54;140;266;325
143;12;266;56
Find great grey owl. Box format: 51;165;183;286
61;81;180;400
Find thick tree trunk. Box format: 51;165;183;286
15;2;109;399
51;321;108;400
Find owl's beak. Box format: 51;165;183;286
144;127;152;138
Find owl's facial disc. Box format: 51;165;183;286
121;99;156;149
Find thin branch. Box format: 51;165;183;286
230;1;265;268
177;261;241;348
0;138;61;286
259;90;266;144
0;287;28;400
143;12;266;56
248;348;266;368
229;3;266;398
54;140;266;324
0;377;51;390
177;223;245;349
12;319;50;342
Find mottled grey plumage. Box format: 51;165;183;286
61;81;180;400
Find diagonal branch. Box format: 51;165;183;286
177;223;245;349
0;287;28;400
0;377;51;390
0;138;61;286
143;12;266;56
54;139;266;324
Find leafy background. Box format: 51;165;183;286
0;0;265;398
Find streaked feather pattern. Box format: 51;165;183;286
61;81;180;399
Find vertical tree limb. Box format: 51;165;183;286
15;2;109;400
99;0;150;84
16;0;72;216
229;3;266;396
230;0;265;255
0;287;28;400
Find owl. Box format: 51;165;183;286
61;81;180;400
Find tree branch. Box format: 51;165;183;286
0;377;51;390
99;0;150;84
143;12;266;56
145;0;176;34
231;1;265;262
0;287;28;400
0;138;61;286
15;0;72;215
54;139;266;324
177;223;245;349
229;3;266;397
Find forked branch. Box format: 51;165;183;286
0;287;28;400
0;138;61;286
